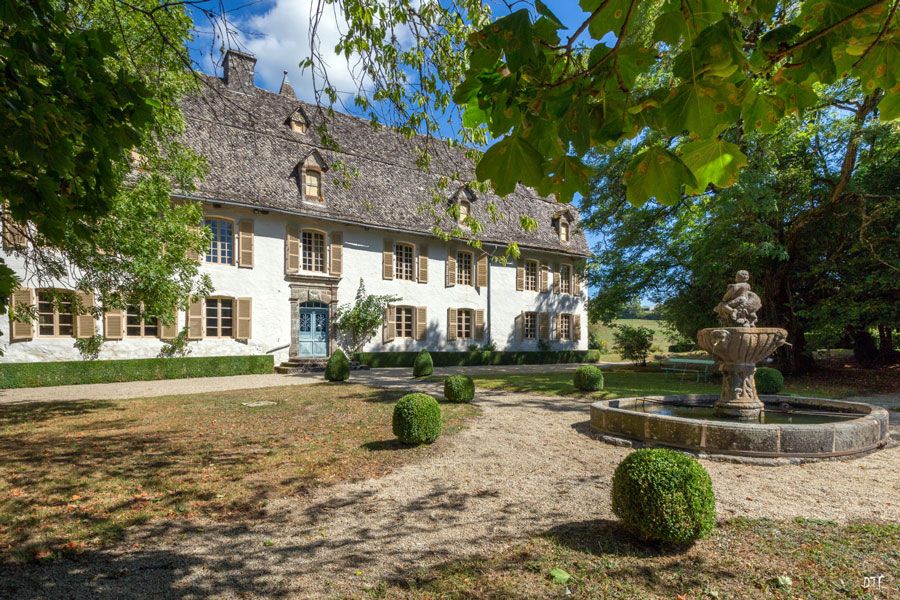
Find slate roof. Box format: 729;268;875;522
178;62;590;257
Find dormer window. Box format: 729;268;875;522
288;107;309;134
305;169;322;200
553;212;572;243
560;220;570;243
296;150;328;202
458;199;470;224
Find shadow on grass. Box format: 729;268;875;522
0;400;118;427
360;439;408;451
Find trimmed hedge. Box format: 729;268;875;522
444;374;475;403
357;350;599;368
0;355;275;389
612;448;716;546
574;365;604;391
325;349;351;382
755;367;785;394
413;350;434;378
392;393;442;445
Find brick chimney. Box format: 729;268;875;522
223;49;257;90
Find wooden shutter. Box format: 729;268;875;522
330;231;343;276
75;292;96;338
416;306;427;340
541;263;550;292
2;207;27;250
383;306;395;343
9;287;34;341
446;250;457;287
514;312;523;341
187;298;204;339
238;220;254;268
516;263;524;291
553;264;561;294
187;225;202;262
539;312;550;340
235;297;252;340
475;309;485;339
286;225;300;273
574;271;582;296
476;252;488;288
160;316;179;340
556;314;563;340
104;310;124;340
418;245;428;283
574;314;582;342
382;239;394;279
447;308;458;340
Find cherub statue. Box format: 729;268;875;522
714;270;762;327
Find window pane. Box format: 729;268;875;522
525;262;537;291
524;312;536;339
457;252;472;286
395;244;414;280
144;320;159;337
126;305;142;336
560;266;571;294
302;231;325;272
220;299;233;337
206;299;219;336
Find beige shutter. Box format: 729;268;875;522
286;225;300;273
235;297;252;340
187;225;202;262
446;250;457;287
514;312;523;341
415;306;427;341
187;298;204;339
475;309;485;339
574;271;582;296
382;238;394;279
104;310;124;340
476;252;488;288
383;306;395;343
160;315;179;340
447;308;458;340
238;220;254;268
9;287;35;341
75;292;96;338
539;312;550;341
556;314;563;340
2;207;27;250
516;263;524;291
541;263;550;292
330;231;343;276
574;314;582;342
553;264;561;294
418;245;428;283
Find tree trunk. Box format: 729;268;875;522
849;326;879;368
878;325;897;364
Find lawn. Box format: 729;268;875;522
589;319;673;361
375;518;899;599
0;383;478;562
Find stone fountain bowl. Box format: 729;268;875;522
697;327;790;364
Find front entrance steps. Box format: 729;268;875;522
275;357;371;375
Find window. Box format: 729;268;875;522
457;251;473;286
37;290;74;337
126;305;159;338
524;260;538;291
394;243;415;280
458;200;470;224
523;312;537;339
559;265;571;294
205;217;234;264
456;309;473;339
205;298;234;338
559;314;572;340
395;306;414;338
302;230;326;272
560;220;570;243
305;170;321;199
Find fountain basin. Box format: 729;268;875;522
590;395;890;462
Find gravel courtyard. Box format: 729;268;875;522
3;374;898;599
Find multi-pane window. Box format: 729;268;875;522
302;231;326;272
524;260;538;291
457;251;473;286
523;312;537;339
126;305;159;338
559;313;572;340
394;243;415;280
305;170;321;199
206;298;234;338
205;218;234;264
395;306;414;338
559;265;571;294
456;309;473;339
37;290;74;337
560;221;570;242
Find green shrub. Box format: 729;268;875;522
755;367;784;394
612;448;716;546
444;374;475;403
0;355;274;389
413;350;434;377
612;325;655;365
325;349;351;382
573;365;604;391
355;350;598;368
392;393;442;444
668;342;696;353
585;349;601;363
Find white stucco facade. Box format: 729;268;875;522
2;202;588;364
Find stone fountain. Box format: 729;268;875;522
696;270;790;420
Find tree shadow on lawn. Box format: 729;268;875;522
0;400;118;427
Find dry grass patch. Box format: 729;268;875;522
0;384;477;562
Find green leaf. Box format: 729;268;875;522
741;87;785;133
542;155;593;203
623;147;697;206
549;568;571;584
490;10;537;71
581;0;632;40
660;81;741;137
476;135;544;196
878;92;900;121
679;138;748;193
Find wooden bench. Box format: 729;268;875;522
662;358;716;382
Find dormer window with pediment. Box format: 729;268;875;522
552;210;573;244
287;107;310;134
296;150;328;203
451;187;476;226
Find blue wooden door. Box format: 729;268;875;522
299;304;329;357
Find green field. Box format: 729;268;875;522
589;319;673;361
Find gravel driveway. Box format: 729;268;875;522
3;378;898;599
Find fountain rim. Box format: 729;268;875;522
697;326;789;334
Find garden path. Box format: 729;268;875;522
6;373;898;599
